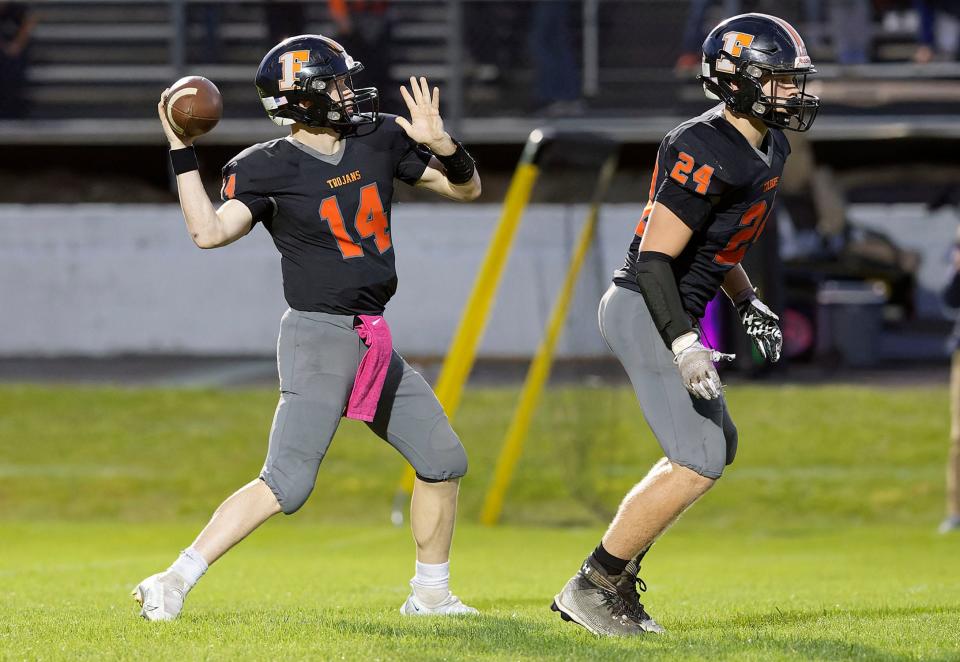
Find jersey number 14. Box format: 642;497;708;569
319;183;391;258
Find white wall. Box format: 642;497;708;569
0;203;645;357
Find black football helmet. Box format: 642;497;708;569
255;34;378;130
699;13;820;132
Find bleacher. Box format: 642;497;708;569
25;1;449;118
6;0;960;144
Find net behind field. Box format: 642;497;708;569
0;382;949;532
460;379;950;531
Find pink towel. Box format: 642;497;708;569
346;314;393;422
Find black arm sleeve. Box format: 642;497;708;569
945;270;960;308
635;251;693;349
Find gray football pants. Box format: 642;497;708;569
260;308;468;514
599;284;737;479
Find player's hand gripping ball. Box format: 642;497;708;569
159;76;222;144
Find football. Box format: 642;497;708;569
164;75;222;139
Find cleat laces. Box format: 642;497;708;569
619;570;655;624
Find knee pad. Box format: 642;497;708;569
415;473;460;484
412;420;468;481
671;458;724;480
279;481;314;515
261;393;341;515
260;460;319;515
724;419;739;467
666;428;727;478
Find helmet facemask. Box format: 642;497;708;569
266;65;379;131
702;56;820;132
746;65;819;132
301;70;379;129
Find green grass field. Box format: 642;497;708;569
1;383;959;660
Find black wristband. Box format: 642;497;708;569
170;146;199;175
434;140;475;185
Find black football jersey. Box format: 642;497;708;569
614;104;790;319
221;113;433;315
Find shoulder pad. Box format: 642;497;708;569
221;139;289;203
666;121;750;191
222;138;293;184
368;113;404;143
659;123;734;196
225;138;285;169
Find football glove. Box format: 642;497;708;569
737;297;782;363
671;332;735;400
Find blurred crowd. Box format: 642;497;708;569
676;0;960;68
2;0;960;119
0;1;35;118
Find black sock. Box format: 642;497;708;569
591;542;629;576
634;544;652;567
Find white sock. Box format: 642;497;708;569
412;560;450;594
169;547;208;588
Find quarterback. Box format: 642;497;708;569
133;35;481;620
552;14;820;636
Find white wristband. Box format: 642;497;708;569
671;331;699;355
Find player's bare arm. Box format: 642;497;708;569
720;264;754;300
637;203;693;257
396;76;481;201
157;91;253;249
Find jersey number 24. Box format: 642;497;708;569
319;183;391;258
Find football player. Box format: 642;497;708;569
941;233;960;534
551;14;820;636
133;35;481;620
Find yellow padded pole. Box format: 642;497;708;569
393;131;549;514
480;155;618;526
432;162;540;416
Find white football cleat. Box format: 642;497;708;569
400;590;478;616
131;570;190;621
939;516;960;534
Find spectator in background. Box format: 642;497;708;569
463;2;530;94
778;134;848;260
940;235;960;534
329;0;396;111
191;4;223;64
830;0;872;64
528;0;582;115
913;0;960;63
829;0;873;64
0;1;36;118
